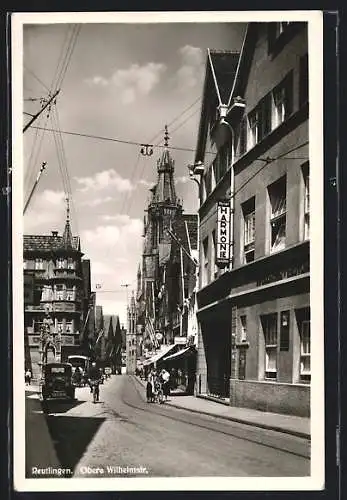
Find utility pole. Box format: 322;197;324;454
23;162;47;214
23;89;60;133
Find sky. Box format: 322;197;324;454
23;19;246;326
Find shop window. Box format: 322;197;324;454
240;315;247;342
280;311;290;351
242;197;255;263
299;53;309;107
261;313;277;379
302;163;310;240
35;258;44;270
272;73;293;129
268;176;287;253
202;237;209;287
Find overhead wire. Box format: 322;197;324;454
199;141;310;228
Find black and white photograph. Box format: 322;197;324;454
12;11;324;492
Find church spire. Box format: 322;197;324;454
62;197;73;248
154;125;177;205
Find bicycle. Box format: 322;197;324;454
154;381;164;404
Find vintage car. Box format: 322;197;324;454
41;362;75;401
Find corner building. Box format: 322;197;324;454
195;23;310;416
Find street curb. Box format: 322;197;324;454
132;376;310;440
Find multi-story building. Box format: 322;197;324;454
126;292;137;374
193;23;309;416
23;206;89;377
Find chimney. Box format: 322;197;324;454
51;231;58;237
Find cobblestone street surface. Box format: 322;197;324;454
26;375;310;478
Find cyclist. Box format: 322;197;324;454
88;361;101;401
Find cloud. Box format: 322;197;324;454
24;189;66;232
81;217;142;250
175;175;190;184
85;76;109;87
138;179;154;189
80;196;113;207
174;45;204;91
74;169;134;193
85;62;167;104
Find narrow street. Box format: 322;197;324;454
26;375;310;478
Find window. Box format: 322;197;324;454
238;116;247;156
261;313;278;379
55;284;64;300
67;258;75;269
240;315;247;342
272;73;293;128
56;258;65;269
66;288;74;300
66;320;73;333
57;321;63;333
23;260;27;270
296;308;310;382
299;54;309;107
302;163;310;240
280;311;290;351
242;197;255;263
35;258;44;270
268;176;287;253
202;237;209;287
213;141;232;186
248;109;260;149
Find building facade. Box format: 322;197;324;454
23;208;88;377
194;23;310;416
137;128;199;377
126;293;137;374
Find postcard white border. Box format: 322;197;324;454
12;10;324;492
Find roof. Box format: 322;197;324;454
195;49;240;162
95;306;103;330
24;234;80;253
103;315;112;339
171;214;198;255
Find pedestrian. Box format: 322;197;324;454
25;369;32;385
160;368;170;400
146;367;156;403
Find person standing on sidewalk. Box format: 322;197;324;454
25;369;32;385
160;368;170;401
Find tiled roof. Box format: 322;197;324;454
95;306;103;330
171;214;198;254
24;234;80;253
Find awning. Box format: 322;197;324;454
143;344;178;366
163;346;195;362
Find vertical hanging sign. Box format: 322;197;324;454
216;199;231;267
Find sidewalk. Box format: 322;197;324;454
25;385;62;475
133;376;310;439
